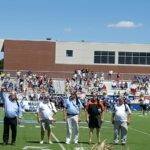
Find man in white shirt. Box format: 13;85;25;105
36;93;57;144
112;94;131;145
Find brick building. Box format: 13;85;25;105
1;39;150;76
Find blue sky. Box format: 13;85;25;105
0;0;150;44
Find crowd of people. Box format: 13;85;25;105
1;69;150;148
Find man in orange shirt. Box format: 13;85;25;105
86;94;104;144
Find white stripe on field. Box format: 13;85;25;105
19;125;25;127
22;146;47;149
129;127;150;136
51;132;66;150
79;126;110;129
105;120;150;136
74;147;85;150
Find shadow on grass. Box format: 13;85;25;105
26;140;90;145
52;141;65;144
26;140;40;144
53;141;90;144
108;142;126;146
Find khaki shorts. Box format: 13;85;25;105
41;119;51;131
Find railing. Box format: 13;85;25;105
1;69;150;80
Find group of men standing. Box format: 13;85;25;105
0;87;131;146
63;90;131;145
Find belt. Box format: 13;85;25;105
5;116;16;119
67;114;78;116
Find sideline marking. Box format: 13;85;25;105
22;146;48;150
74;147;86;150
105;120;150;136
19;125;25;127
129;127;150;136
51;132;66;150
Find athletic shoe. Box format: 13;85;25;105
40;140;44;144
122;142;126;145
74;141;78;144
11;142;16;146
3;142;8;146
49;141;53;144
66;141;70;144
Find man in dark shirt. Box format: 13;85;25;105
86;94;104;144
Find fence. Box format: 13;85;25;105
1;69;150;80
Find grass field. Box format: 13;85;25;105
0;108;150;150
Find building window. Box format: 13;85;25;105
118;52;150;65
66;50;73;57
94;51;115;64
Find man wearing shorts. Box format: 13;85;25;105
36;93;57;144
86;94;104;144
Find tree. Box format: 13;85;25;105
0;58;4;70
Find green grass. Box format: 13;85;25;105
0;109;150;150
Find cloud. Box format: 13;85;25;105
107;21;142;28
64;28;72;32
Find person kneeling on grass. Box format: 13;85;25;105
36;93;57;144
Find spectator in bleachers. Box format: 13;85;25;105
16;71;21;79
98;82;103;93
108;70;113;80
130;83;137;95
102;84;107;93
112;81;117;89
116;73;120;82
120;81;124;90
139;93;149;115
99;72;104;82
124;92;131;108
78;89;87;108
48;85;55;94
101;92;110;112
124;81;128;90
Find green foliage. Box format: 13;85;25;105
0;58;4;69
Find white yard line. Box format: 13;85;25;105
105;120;150;136
22;146;48;149
129;127;150;136
19;125;25;127
51;132;66;150
74;147;85;150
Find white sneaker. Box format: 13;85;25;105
40;140;44;144
114;140;119;145
74;141;78;144
49;141;53;144
66;141;70;144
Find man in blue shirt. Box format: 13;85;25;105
63;90;83;144
1;89;22;146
